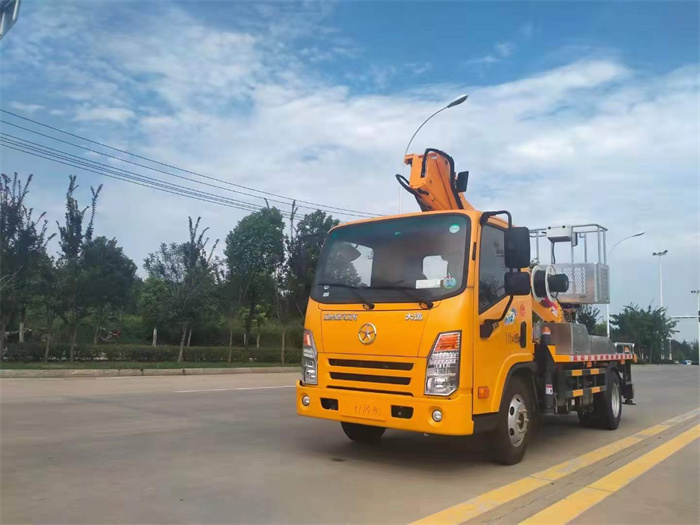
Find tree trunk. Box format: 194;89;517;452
281;324;286;364
93;325;99;345
44;328;52;362
152;327;157;347
178;325;187;363
256;329;260;349
227;326;234;363
0;320;6;355
244;292;255;349
187;328;192;347
18;306;26;343
70;324;78;362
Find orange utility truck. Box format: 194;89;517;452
297;148;635;464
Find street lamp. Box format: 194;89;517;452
652;250;668;307
691;290;700;355
399;94;468;212
606;231;645;337
652;250;669;361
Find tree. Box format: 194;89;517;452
30;254;61;360
225;207;286;349
144;217;219;362
55;176;102;361
139;277;173;347
83;236;137;343
285;210;338;315
0;173;54;351
611;304;678;363
576;305;600;334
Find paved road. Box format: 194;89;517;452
1;365;698;524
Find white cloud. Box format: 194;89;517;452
1;3;698;339
9;102;44;114
74;106;135;123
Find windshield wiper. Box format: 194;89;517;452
370;285;435;309
317;282;375;310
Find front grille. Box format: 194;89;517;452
325;355;417;396
329;372;410;385
329;359;413;371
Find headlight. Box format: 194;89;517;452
302;329;318;385
425;331;461;396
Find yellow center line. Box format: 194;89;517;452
409;408;700;525
520;424;700;525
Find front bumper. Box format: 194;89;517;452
296;381;474;435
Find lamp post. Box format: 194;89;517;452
399;94;468;213
652;250;668;307
606;231;645;337
692;290;700;357
652;250;669;360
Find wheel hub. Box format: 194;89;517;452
611;381;621;418
507;394;529;447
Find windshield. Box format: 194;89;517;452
312;214;470;304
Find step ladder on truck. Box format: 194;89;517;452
296;148;635;465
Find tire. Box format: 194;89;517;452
487;376;531;465
598;371;622;430
578;370;622;430
341;422;386;443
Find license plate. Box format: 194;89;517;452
341;400;386;421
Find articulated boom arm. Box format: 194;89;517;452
400;149;474;212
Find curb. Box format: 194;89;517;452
0;366;297;378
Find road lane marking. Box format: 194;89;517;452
520;424;700;525
409;407;700;525
174;385;295;393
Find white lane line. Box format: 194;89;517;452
174;385;296;393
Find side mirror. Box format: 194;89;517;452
504;271;531;296
455;171;469;193
504;227;530;269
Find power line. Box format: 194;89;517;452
0;132;350;218
0;109;377;218
0;140;296;218
0;121;372;218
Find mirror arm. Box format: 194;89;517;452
480;210;512;228
480;294;515;338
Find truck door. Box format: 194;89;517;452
472;223;532;415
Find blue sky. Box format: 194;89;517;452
0;1;698;340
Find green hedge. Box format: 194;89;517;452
2;343;301;364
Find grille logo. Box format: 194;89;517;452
358;323;377;345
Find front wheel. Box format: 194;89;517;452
487;377;531;465
341;422;386;443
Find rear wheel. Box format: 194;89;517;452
341;422;386;443
487;377;531;465
598;371;622;430
577;370;622;430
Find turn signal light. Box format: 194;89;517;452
425;331;461;397
434;332;460;352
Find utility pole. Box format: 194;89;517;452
652;250;668;360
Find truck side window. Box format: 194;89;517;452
479;225;506;312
